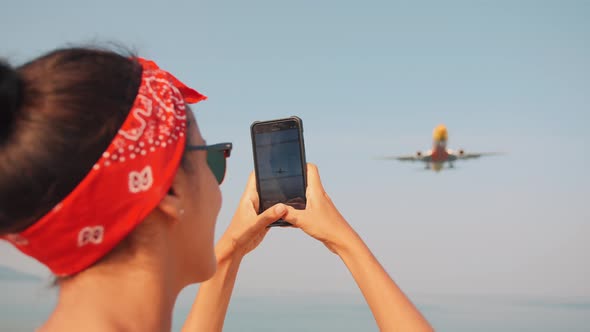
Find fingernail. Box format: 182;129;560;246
275;204;286;214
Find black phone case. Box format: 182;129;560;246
250;116;307;227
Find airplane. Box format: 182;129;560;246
274;168;287;175
379;124;501;172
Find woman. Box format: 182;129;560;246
0;48;433;332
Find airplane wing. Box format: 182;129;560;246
449;150;503;160
377;151;432;162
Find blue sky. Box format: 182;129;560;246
1;0;588;299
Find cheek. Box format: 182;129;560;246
199;160;223;216
193;160;221;243
195;169;221;223
201;178;222;244
211;180;222;214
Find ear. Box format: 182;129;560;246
157;177;184;223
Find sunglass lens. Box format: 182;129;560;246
207;150;227;184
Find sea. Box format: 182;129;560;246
1;279;589;331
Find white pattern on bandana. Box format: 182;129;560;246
118;95;153;141
93;74;186;170
77;226;104;247
128;166;154;193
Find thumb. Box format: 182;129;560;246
281;205;305;228
256;204;288;228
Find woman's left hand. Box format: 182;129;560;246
216;172;287;260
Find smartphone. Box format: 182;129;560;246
251;116;307;227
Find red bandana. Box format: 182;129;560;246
1;58;206;276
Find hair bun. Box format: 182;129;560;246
0;61;23;136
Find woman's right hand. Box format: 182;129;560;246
282;163;358;254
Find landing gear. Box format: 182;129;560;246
449;162;454;168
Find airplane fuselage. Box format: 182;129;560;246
427;142;454;172
429;142;450;163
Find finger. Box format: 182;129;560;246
242;172;260;211
306;163;325;195
245;171;257;196
281;205;305;228
255;203;288;229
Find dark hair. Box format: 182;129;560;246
0;48;142;234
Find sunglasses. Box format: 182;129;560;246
186;142;233;184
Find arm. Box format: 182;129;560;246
283;164;433;332
182;174;287;332
181;245;242;332
335;232;432;331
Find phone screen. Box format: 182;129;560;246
253;120;306;213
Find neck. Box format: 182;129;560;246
41;252;182;332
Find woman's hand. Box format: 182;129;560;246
216;172;287;261
282;163;358;254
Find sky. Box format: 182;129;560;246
1;0;588;300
